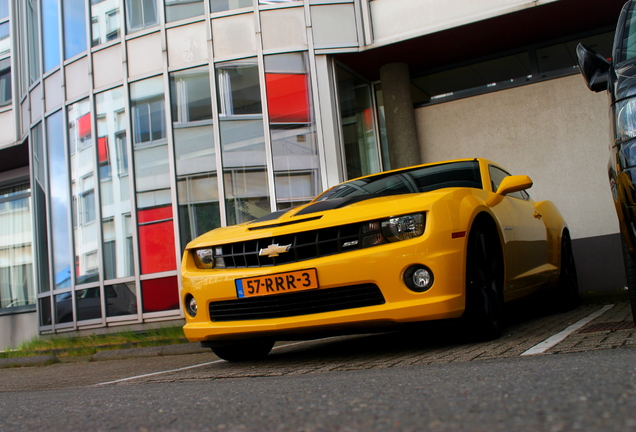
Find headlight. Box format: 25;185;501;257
616;98;636;143
619;139;636;167
381;213;425;242
192;246;226;269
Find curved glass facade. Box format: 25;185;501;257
1;0;373;334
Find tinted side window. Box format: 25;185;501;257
617;1;636;63
489;166;529;200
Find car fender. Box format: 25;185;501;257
534;200;567;267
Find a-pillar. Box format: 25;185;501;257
379;63;421;169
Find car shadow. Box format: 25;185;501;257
240;295;564;366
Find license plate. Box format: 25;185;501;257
235;269;319;299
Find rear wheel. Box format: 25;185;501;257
621;236;636;325
210;339;275;362
556;231;580;311
463;222;504;341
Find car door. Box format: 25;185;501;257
489;166;550;292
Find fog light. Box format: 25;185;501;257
185;295;197;317
404;265;434;292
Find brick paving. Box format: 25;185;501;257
123;299;636;385
549;302;636;354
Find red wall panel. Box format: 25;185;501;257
138;206;177;275
265;73;310;123
141;276;179;313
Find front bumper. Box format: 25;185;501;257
181;234;467;342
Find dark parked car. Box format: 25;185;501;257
577;0;636;324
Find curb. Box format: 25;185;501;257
0;355;59;369
91;342;209;361
0;342;208;369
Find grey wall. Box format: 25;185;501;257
0;311;38;350
415;74;624;292
415;74;616;240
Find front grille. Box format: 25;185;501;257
209;283;385;322
217;220;388;268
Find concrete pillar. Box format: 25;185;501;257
379;63;421;169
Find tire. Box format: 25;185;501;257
621;236;636;325
211;339;275;362
556;232;580;311
463;222;504;341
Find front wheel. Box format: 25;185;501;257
463;223;504;341
211;339;275;362
621;236;636;325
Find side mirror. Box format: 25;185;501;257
496;175;533;196
576;43;610;93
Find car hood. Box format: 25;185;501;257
186;189;463;249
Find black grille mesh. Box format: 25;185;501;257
217;220;386;268
209;283;385;322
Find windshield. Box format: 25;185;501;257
617;1;636;63
317;161;482;201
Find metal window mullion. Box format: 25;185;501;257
157;5;184;316
120;9;143;322
255;11;276;212
53;105;78;331
306;24;329;193
84;33;109;327
208;14;227;228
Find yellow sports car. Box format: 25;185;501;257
181;158;578;361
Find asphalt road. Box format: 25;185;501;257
0;348;635;431
0;299;635;431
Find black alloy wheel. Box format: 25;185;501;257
621;235;636;325
211;339;275;362
556;232;580;311
463;223;504;341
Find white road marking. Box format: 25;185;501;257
520;304;614;356
93;340;317;386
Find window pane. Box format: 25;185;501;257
165;0;204;23
130;76;176;275
0;0;8;19
47;111;72;290
55;292;73;323
75;287;102;321
32;123;51;294
63;0;87;59
126;0;158;33
0;58;11;107
170;67;212;123
216;58;270;223
0;184;34;310
217;58;262;116
26;0;41;83
0;21;9;55
91;0;121;47
210;0;252;14
68;99;100;284
42;0;61;72
220;120;271;224
96;87;133;280
39;296;52;326
170;66;220;250
105;282;137;317
265;53;320;209
336;67;380;179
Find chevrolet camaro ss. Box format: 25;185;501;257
180;158;578;361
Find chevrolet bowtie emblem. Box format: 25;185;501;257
259;243;292;258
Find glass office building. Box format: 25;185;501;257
0;0;623;347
